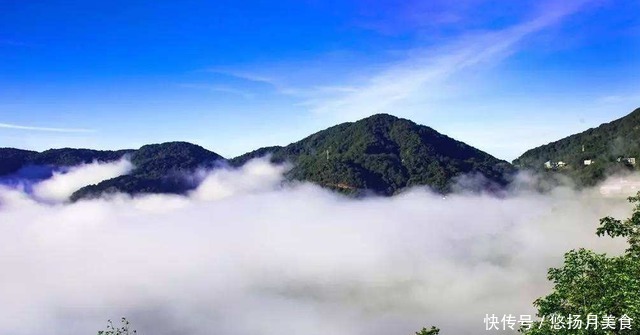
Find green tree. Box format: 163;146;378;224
523;193;640;334
97;317;137;335
415;326;440;335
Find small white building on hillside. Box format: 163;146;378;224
617;157;636;166
544;160;568;169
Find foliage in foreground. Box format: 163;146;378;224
415;326;440;334
96;318;441;335
523;193;640;334
97;318;136;335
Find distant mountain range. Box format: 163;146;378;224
0;147;132;176
514;107;640;186
2;109;639;200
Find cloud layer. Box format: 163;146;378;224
0;159;633;335
32;159;133;202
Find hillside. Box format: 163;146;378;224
0;147;132;176
0;148;38;175
1;116;515;199
514;107;640;186
231;114;515;194
70;142;225;200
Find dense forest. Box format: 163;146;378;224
231;113;515;195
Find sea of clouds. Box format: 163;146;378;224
0;158;634;335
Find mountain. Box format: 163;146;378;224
69;142;225;200
31;148;134;166
231;114;515;195
0;147;132;176
514;107;640;186
0;148;37;175
1;115;515;199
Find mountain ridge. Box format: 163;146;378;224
1;114;516;199
231;113;514;195
0;147;134;176
514;107;640;186
70;142;225;200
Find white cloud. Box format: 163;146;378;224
32;159;133;202
0;122;95;133
191;157;289;201
301;1;594;121
0;159;634;335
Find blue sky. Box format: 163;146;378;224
0;0;639;160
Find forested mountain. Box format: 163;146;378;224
0;147;132;176
232;114;515;195
0;115;515;199
69;142;225;200
0;148;37;175
514;107;640;186
0;142;224;200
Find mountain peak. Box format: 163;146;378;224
355;113;414;129
137;141;209;150
232;115;513;194
131;141;224;173
360;113;401;122
69;142;226;200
